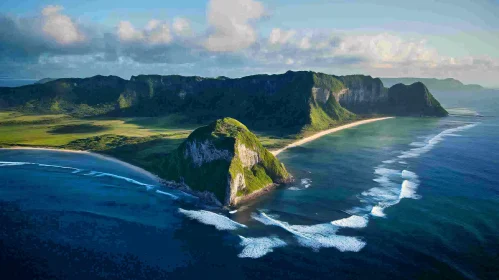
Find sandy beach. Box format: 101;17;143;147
271;117;394;156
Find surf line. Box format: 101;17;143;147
271;117;394;156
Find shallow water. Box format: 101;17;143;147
1;91;498;279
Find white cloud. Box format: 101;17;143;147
118;21;144;41
41;5;85;45
173;17;192;36
148;22;173;44
298;37;312;50
205;0;265;52
334;33;440;68
118;20;172;45
269;28;295;45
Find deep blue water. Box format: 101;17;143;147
1;91;498;279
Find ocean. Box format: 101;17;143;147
0;90;498;279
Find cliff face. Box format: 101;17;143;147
386;82;448;116
381;77;485;92
160;118;291;206
337;75;388;114
0;71;447;129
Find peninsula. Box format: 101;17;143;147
0;71;448;205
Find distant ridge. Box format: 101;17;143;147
380;77;485;92
0;71;448;132
35;78;57;84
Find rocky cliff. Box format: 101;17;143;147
337;75;389;114
385;82;448;116
381;77;485;92
0;71;448;129
159;118;291;206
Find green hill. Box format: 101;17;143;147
381;77;485;92
0;71;448;134
158;118;291;206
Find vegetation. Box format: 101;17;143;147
158;118;291;205
0;71;447;134
0;71;449;204
387;82;448;116
381;77;485;92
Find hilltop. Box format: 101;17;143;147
158;118;291;206
381;77;485;92
0;71;448;134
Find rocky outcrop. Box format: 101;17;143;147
337;75;389;114
335;75;447;116
385;82;448;116
160;118;292;206
0;71;447;127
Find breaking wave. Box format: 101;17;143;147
252;212;366;252
357;122;478;219
156;190;179;200
288;178;312;191
398;123;477;159
86;171;156;190
301;178;312;188
238;235;286;258
178;209;247;231
331;215;369;228
0;160;172;198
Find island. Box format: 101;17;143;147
0;71;448;206
160;118;291;206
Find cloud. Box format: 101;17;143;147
173;17;192;36
41;5;85;45
269;28;295;45
0;4;498;86
118;20;172;45
118;21;144;41
205;0;265;52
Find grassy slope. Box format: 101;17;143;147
158;118;290;203
0;112;298;188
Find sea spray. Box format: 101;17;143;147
252;212;366;252
179;209;247;231
238;236;287;258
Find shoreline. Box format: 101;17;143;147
1;117;394;208
270;117;394;156
0;146;162;183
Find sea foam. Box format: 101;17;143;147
156;190;179;200
399;123;477;159
399;180;420;199
331;215;368;228
301;178;312;188
370;206;386;217
0;161;158;190
401;170;418;180
0;161;30;167
238;236;286;258
179;209;247;231
252;212;366;252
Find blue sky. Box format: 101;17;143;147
1;0;498;86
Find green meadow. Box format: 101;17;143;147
0;111;297;166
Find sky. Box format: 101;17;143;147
0;0;498;87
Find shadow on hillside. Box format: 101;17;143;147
103;137;186;175
49;124;110;134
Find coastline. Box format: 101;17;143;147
1;117;394;208
270;117;395;156
0;146;162;183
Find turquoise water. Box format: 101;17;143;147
0;91;498;279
